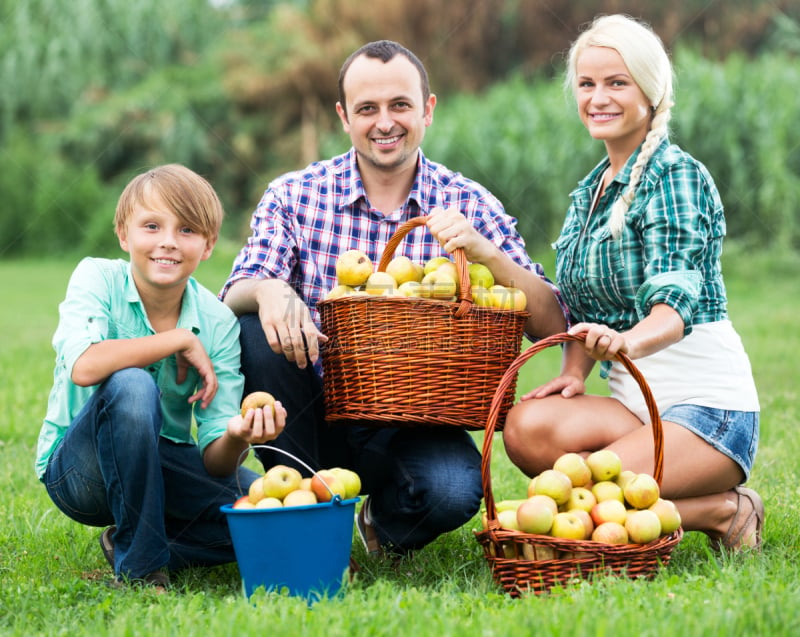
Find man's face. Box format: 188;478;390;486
336;54;435;175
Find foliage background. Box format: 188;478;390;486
1;0;799;259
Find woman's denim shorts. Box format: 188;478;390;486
662;404;759;481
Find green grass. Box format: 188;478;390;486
2;245;800;636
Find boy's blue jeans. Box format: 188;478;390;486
43;368;258;579
238;314;483;553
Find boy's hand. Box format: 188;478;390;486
231;400;287;444
175;330;218;409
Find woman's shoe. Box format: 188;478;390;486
715;486;764;552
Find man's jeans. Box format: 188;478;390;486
238;313;483;553
44;368;258;579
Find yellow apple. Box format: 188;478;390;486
423;256;452;275
325;284;356;300
385;256;422;285
254;496;283;509
487;285;525;310
468;262;494;289
470;285;492;307
516;495;557;534
526;476;538;498
566;486;597;513
590;498;628;526
336;249;373;286
299;477;313;491
585;449;622;482
240;391;276;418
623;473;661;509
592;480;625;503
497;509;521;531
364;271;397;296
615;469;637;491
421;271;457;300
553;452;592;487
495;499;527;513
282;489;318;507
330;467;362;499
625;509;662;544
533;469;573;506
550;511;587;540
262;464;303;500
435;261;461;293
397;280;423;297
592;521;629;544
648;498;682;534
570;508;594;539
248;476;265;504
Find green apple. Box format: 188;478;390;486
533;469;573;506
324;284;356;300
495;499;527;513
592;480;625;503
590;498;628;526
468;262;494;289
497;509;521;531
423;256;452;275
625;509;662;544
516;495;557;534
385;255;422;285
623;473;661;509
336;249;373;286
585;449;623;482
262;464;303;500
648;498;682;534
566;486;597;513
591;521;629;544
364;271;397;296
553;452;592;487
397;280;423;297
550;511;587;540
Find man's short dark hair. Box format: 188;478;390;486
337;40;431;114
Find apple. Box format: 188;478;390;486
240;391;276;418
585;449;623;482
516;495;557;535
470;285;492;307
590;499;628;526
521;543;559;561
468;263;494;289
282;489;318;507
423;256;451;275
336;249;373;286
534;469;573;506
397;280;423;297
330;467;362;499
496;499;527;513
566;487;597;514
324;284;356;300
310;469;347;502
435;261;460;291
299;477;313;491
625;509;662;544
592;480;625;503
553;452;592;487
254;497;283;509
526;476;538;498
248;476;265;504
623;473;661;509
570;508;594;539
385;256;422;285
648;498;682;535
233;495;255;509
487;285;526;311
615;469;637;491
550;511;587;540
421;270;457;300
262;464;303;500
592;521;629;544
497;509;521;531
364;271;397;296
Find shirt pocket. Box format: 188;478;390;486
585;225;625;282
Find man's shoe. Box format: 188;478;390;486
98;526;116;568
355;497;383;556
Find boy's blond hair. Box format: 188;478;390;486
115;164;224;242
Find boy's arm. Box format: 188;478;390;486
71;328;219;409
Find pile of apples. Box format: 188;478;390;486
325;249;527;311
483;450;681;556
233;391;362;509
233;465;362;509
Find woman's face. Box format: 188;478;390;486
575;46;652;158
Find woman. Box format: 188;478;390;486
502;14;763;551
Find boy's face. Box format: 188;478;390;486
117;195;214;296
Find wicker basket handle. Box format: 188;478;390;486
377;215;472;319
481;331;664;523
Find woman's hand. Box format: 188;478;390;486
520;373;587;400
569;322;627;361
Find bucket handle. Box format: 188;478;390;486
236;444;344;503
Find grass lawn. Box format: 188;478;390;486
1;243;799;636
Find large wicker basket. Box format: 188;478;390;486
474;332;683;596
318;216;528;430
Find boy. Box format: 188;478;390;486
35;164;286;590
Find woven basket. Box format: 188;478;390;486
474;332;683;596
318;215;528;430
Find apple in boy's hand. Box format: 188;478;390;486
241;391;276;418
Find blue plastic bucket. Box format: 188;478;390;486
221;496;358;600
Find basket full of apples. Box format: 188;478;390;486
473;332;683;597
317;215;529;430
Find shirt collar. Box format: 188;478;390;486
123;261;201;335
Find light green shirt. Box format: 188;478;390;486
35;257;243;479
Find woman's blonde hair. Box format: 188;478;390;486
566;14;675;237
115;164;224;242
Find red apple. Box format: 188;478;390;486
233;495;255;509
311;469;347;502
516;495;557;535
592;521;629;544
590;498;628;526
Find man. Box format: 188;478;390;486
220;40;566;556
